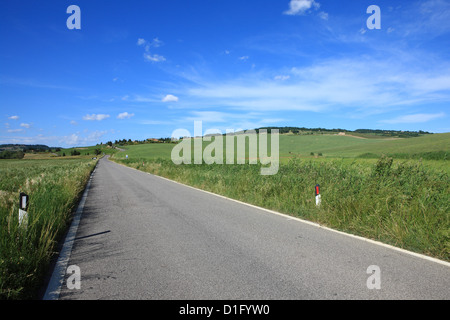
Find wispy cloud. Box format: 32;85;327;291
182;54;450;118
82;114;110;121
399;0;450;38
140;120;173;125
318;11;328;20
20;123;31;128
0;77;76;90
274;75;290;81
0;130;109;147
8;115;19;120
381;112;446;124
180;111;286;131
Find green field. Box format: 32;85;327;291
111;133;450;261
56;144;118;157
0;158;96;299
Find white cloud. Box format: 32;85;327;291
8;115;19;120
82;114;110;121
138;38;166;62
238;56;249;61
20;123;31;128
117;112;135;119
143;53;166;62
381;113;446;124
70;120;78;125
62;130;108;146
162;94;179;102
7;129;23;133
284;0;320;16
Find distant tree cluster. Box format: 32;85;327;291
0;150;25;159
353;129;431;138
0;144;63;153
70;149;81;156
256;127;348;135
0;144;56;153
104;137;175;147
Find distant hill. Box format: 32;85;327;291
0;144;60;152
0;144;63;159
278;132;449;160
255;126;432;138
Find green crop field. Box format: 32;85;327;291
0;158;96;299
56;145;118;158
114;132;450;161
111;133;450;261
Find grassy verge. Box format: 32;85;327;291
112;156;449;262
0;158;96;299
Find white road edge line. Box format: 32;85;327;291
114;159;450;268
42;167;96;300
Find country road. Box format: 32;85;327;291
48;156;449;300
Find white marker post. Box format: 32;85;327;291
315;184;321;207
19;192;29;228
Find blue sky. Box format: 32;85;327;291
1;0;449;147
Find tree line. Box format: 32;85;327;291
255;127;432;138
102;137;175;146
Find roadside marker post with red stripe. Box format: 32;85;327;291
315;184;321;207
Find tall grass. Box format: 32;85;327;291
0;159;96;299
114;156;449;261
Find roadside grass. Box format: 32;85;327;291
0;158;96;299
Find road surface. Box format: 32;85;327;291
51;157;449;299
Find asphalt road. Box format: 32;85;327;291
54;156;449;300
